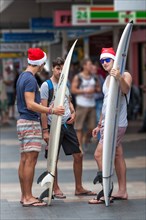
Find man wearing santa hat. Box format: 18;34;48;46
16;48;64;207
89;47;132;204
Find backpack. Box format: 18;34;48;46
46;79;54;105
46;79;71;105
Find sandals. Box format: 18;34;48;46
23;200;47;207
88;197;114;205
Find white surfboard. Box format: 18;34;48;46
38;39;78;205
102;21;133;206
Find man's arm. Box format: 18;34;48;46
66;101;76;124
41;99;49;144
71;75;85;95
24;92;64;115
95;79;102;93
110;68;132;94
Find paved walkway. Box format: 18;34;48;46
0;119;146;220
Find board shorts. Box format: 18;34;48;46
48;123;81;156
17;119;42;153
74;105;96;130
7;92;15;106
99;126;127;147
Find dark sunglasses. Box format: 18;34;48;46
100;58;111;64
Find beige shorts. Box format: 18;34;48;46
99;126;127;147
74;105;96;130
17;119;42;153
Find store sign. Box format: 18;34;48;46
0;43;29;52
54;10;71;27
3;32;55;42
0;53;24;58
30;17;53;30
72;5;146;25
114;0;146;11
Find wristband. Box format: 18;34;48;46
42;128;48;131
48;108;51;114
48;107;54;114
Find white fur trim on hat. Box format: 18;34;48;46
100;53;115;60
27;52;47;66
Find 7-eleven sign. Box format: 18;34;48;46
119;11;136;23
72;5;146;25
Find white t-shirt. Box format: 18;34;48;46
102;76;130;127
40;81;71;125
75;75;96;107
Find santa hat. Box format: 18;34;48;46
27;48;47;66
100;47;116;60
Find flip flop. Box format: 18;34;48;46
23;200;47;207
88;198;114;205
111;196;128;200
75;190;96;196
54;194;66;199
20;197;39;204
88;198;105;204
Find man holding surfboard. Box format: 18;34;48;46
40;57;96;198
89;47;132;204
16;48;65;207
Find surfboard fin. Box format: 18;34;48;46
41;172;54;187
39;188;54;200
37;171;48;184
97;189;104;200
93;171;102;184
109;182;114;198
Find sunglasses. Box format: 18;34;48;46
100;58;111;64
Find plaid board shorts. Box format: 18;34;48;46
17;119;42;153
99;126;127;147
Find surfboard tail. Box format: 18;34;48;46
103;178;113;207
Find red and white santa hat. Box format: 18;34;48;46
27;48;47;66
100;47;116;60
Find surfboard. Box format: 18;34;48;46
102;21;133;207
37;39;78;205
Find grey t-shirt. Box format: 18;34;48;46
40;81;71;125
